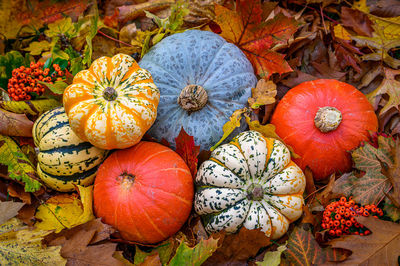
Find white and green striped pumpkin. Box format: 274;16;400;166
33;107;107;192
195;130;306;239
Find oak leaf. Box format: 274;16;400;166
205;227;270;264
332;135;396;205
0;135;42;192
214;0;299;78
175;127;200;178
328;216;400;265
367;68;400;117
248;79;277;110
35;186;95;233
0;218;66;265
283;226;349;265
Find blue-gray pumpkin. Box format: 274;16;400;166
139;30;257;150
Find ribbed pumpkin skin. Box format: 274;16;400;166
195;131;306;240
63;53;160;150
271;79;378;180
33;107;107;192
93;141;194;244
139;30;257;150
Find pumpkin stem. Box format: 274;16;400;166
103;87;118;101
246;183;264;201
314;106;342;133
177;84;208;113
117;171;135;189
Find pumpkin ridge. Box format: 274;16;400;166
117;103;145;129
78;104;100;141
134;199;168;239
139;185;192;206
261;200;290;234
125;199;145;240
64;95;95;115
105;108;117;149
135;149;172;169
210;158;247;183
204;71;255;92
232;140;254;182
136;186;178;221
140;58;183;84
197;42;228;84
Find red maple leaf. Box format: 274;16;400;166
213;0;299;78
175;127;200;178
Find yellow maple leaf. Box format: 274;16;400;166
333;24;351;41
35;185;95;233
0;218;66;265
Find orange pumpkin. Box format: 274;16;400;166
63;54;160;150
271;79;378;180
93;141;194;244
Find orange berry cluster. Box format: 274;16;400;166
7;61;66;101
322;197;383;237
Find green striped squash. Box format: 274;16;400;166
195;131;306;240
33;107;107;192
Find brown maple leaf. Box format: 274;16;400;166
175;127;200;178
0;108;33;137
328;216;400;265
214;0;299;78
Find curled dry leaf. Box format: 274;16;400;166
0;201;25;225
7;182;31;204
328;216;400;265
117;0;175;22
341;7;373;37
0;109;33;137
205;227;271;264
248;79;277;110
184;0;226;25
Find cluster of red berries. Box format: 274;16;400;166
322;197;383;237
7;61;66;101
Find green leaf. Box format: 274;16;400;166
168;0;190;31
133;239;176;265
0;99;61;115
168;237;219;266
38;81;69;95
256;244;286;266
44;17;76;39
0;135;42;192
24;41;52;56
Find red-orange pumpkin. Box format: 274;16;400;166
271;79;378;181
93;141;193;244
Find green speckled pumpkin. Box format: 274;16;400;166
33;107;107;192
195;131;306;239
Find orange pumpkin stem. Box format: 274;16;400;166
103;86;118;101
314;106;342;133
177;84;208;113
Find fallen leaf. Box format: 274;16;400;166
52;225;122;266
214;0;299;77
367;68;400;117
283;226;349;265
141;253;161;266
184;0;226;25
0;201;25;225
333;24;351;40
0;135;42;192
206;227;270;264
341;7;373;36
23;40;52;56
132;238;176;265
0;217;66;265
309;174;336;212
8;183;31;204
332;135;395;205
384;195;400;222
0;109;33;137
256;244;286;266
175;127;200;178
113;251;134;266
210;108;247;151
35;186;95;233
328;216;400;265
304;167;316;196
248;79;277;110
117;0;175;22
0;99;61;115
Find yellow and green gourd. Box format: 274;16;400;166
33;107;107;192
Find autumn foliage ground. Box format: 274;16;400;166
0;0;400;265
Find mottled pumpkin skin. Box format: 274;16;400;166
271;79;378;180
139;30;257;150
33;107;107;192
63;54;160;150
93;141;194;244
195;131;306;240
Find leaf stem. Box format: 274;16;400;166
97;30;134;47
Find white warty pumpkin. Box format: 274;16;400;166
194;130;306;239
